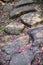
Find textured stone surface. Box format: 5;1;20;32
9;50;34;65
28;25;43;46
15;0;34;7
9;6;36;18
30;45;40;54
2;35;29;54
33;39;43;46
0;50;10;65
4;22;25;35
21;12;42;26
3;3;13;12
0;1;43;65
32;52;43;65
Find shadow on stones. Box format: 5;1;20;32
1;0;14;3
15;3;34;8
10;10;36;19
20;19;31;27
0;62;3;65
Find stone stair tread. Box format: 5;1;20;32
21;12;42;27
28;25;43;45
15;0;34;7
9;6;36;18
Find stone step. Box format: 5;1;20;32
21;12;42;27
9;50;34;65
4;22;25;35
2;35;29;55
28;25;43;46
9;6;36;18
15;0;34;7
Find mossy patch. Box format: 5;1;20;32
0;27;5;33
34;0;40;4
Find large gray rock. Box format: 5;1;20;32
2;35;29;55
9;50;34;65
21;12;42;27
28;25;43;46
15;0;34;7
9;6;36;18
4;22;25;35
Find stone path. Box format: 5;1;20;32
9;6;36;18
0;0;43;65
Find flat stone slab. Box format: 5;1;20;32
21;12;42;27
9;50;34;65
4;22;25;35
9;6;36;18
15;0;34;7
2;35;29;55
28;25;43;45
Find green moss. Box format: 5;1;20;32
34;0;40;4
0;27;5;33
